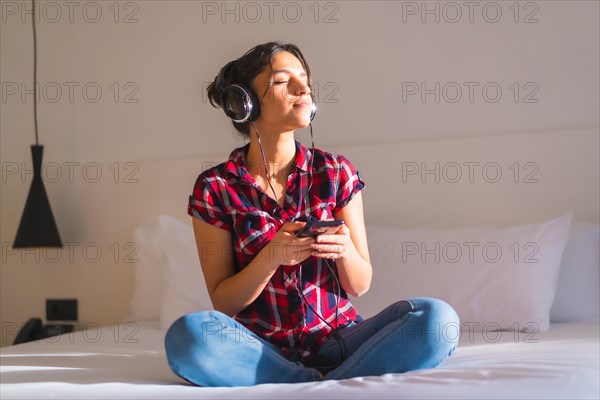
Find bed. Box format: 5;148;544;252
2;214;599;399
1;321;598;399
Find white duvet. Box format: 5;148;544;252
1;321;598;399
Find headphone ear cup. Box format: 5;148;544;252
220;84;260;123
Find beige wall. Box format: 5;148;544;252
1;1;598;346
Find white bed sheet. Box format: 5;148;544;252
1;321;598;399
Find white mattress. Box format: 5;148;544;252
1;321;598;399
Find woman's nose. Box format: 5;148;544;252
289;79;311;97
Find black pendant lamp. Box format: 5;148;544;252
13;0;62;248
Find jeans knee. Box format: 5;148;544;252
164;311;216;353
410;297;459;324
407;297;461;347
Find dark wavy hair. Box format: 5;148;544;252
206;41;313;137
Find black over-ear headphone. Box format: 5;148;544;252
221;84;317;123
218;62;317;123
220;84;262;123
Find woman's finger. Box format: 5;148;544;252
315;235;342;244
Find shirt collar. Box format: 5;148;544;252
224;139;311;180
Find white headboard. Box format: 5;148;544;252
133;127;599;228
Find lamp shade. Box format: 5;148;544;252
13;145;62;248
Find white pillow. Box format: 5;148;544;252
550;222;600;322
158;215;213;331
353;212;573;332
128;224;165;321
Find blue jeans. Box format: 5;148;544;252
164;297;460;387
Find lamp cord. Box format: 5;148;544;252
32;0;39;146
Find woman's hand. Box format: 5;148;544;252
310;221;356;260
265;221;316;266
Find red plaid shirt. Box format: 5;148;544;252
187;139;366;361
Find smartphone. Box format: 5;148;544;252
295;220;344;238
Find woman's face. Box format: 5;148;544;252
251;51;313;131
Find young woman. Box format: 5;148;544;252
164;41;460;387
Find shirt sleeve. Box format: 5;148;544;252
333;154;366;214
187;175;233;232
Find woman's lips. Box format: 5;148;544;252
293;102;311;108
